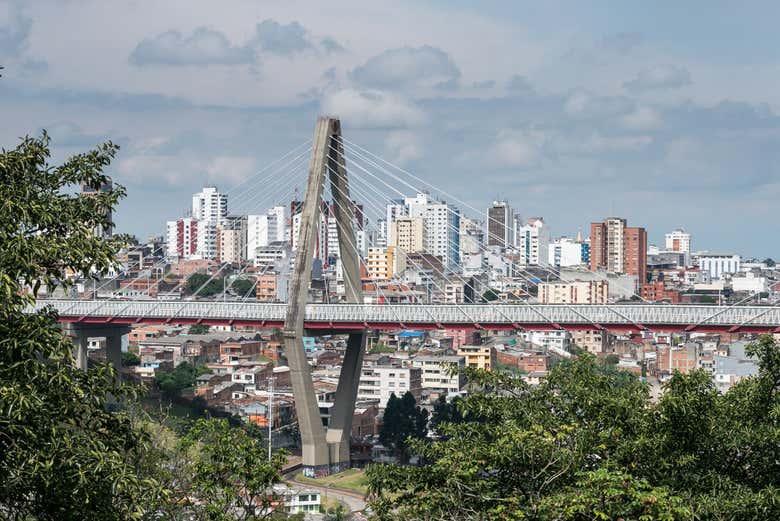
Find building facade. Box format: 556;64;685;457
486;200;512;248
367;246;407;282
665;228;692;253
516;217;550;266
390;216;425;253
538;280;609;304
590;218;647;286
357;365;423;408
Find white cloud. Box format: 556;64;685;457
564;90;632;119
116;154;201;186
205;155;256;185
560;133;652;154
250;19;314;56
491;129;547;168
350;45;461;91
384;131;423;164
321;88;426;128
620;105;662;130
130;27;254;66
624;64;692;92
116;153;256;188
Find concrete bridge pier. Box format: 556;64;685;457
61;322;130;377
286;116;367;476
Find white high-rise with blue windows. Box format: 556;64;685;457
401;192;460;271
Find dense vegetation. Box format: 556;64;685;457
379;392;429;463
155;361;211;398
186;272;225;297
367;336;780;520
0;135;284;520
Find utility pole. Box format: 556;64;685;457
267;376;274;461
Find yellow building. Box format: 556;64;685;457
538;280;608;304
457;344;495;370
390;216;425;253
367;246;407;282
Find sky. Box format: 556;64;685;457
1;0;779;258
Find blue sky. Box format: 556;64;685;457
1;0;778;257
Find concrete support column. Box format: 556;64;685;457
74;333;89;371
61;323;129;375
325;331;366;468
105;334;123;382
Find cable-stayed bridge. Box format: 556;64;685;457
43;116;780;476
41;300;780;334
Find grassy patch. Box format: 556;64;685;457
320;495;350;513
294;468;368;496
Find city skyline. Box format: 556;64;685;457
2;1;780;257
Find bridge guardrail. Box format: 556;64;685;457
30;300;780;327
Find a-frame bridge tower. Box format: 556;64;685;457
284;117;366;476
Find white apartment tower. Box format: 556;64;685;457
192;186;228;224
166;217;198;258
405;192;460;271
517;217;549;266
247;206;287;262
190;186;228;260
665;228;692;254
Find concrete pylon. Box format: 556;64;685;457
284;117;366;476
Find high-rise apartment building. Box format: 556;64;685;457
390;216;425;253
367;246;406;281
486;200;512;248
516;217;549;266
191;186;227;224
375;219;388;247
216;216;246;265
247;206;287;261
385;199;407;245
195;222;218;260
665;228;692;253
405;192;460;271
590;218;647;285
166;218;198;258
326;201;364;260
548;237;590;267
459;216;483;256
187;186;228;260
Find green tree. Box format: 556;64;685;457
323;503;348;520
122;350;141;366
366;342;780;520
188;324;211;334
429;395;464;436
481;288;500;302
156;361;210;398
379;392;428;463
0;134;159;519
186;272;223;297
231;277;255;297
182;418;286;520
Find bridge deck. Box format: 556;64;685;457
35;300;780;333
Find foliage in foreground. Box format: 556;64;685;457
379;391;429;462
0;135;285;520
367;336;780;520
